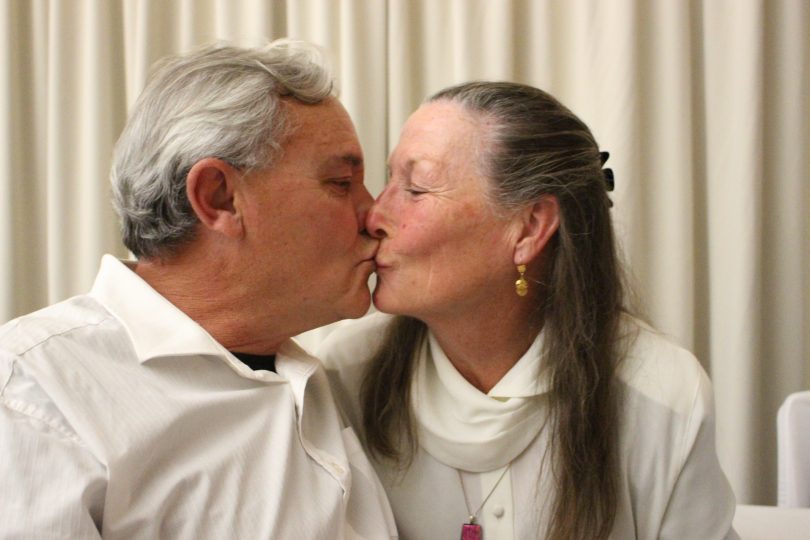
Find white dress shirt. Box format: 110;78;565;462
0;255;396;539
318;311;738;540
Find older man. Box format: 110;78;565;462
0;42;394;538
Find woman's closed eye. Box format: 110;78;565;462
403;179;430;196
405;186;428;196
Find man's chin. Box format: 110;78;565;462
340;290;372;320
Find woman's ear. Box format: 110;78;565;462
185;158;244;238
513;195;560;265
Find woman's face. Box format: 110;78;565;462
367;101;522;322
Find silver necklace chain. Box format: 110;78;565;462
457;464;512;523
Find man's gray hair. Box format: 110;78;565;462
110;40;334;259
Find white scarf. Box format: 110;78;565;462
412;331;550;472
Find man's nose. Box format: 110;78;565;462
356;184;375;233
365;196;389;239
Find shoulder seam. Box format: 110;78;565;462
14;316;112;357
677;372;703;467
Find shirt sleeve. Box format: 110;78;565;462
0;354;106;538
657;369;739;540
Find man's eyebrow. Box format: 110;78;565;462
317;154;363;176
331;154;363;167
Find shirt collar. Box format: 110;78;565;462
487;329;550;398
89;255;235;364
415;330;549;471
427;328;550;400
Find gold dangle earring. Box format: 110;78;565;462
515;264;528;297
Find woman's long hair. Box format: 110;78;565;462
361;82;625;540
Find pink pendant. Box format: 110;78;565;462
461;522;482;540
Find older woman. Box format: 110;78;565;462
318;82;737;540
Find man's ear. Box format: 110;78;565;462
185;158;244;238
513;195;560;265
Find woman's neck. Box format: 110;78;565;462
426;301;543;394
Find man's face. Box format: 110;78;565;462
237;98;377;329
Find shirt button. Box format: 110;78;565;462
492;505;505;518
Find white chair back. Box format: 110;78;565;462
734;505;810;539
778;390;810;507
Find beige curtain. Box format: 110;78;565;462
2;0;808;505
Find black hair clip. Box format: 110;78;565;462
599;151;615;192
599;151;615;207
603;168;615;192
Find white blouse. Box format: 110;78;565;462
318;311;738;540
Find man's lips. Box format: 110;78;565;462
358;257;377;270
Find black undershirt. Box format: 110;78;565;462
231;351;277;373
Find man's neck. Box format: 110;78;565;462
133;250;289;355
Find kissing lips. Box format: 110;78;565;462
358;257;377;270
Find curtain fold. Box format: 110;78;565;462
703;0;766;497
2;0;807;505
